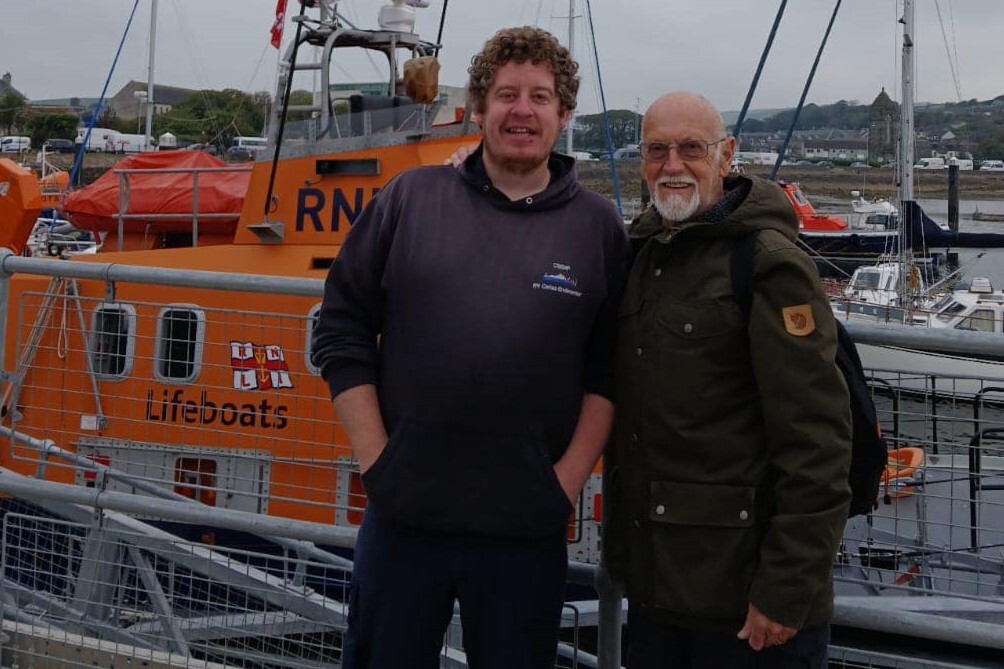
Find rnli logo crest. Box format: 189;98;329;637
781;304;815;337
230;342;294;391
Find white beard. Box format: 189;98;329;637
652;177;700;222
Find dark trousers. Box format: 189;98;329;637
341;507;569;669
627;608;830;669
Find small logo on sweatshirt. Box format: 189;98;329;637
533;262;583;298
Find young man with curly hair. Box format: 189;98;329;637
311;26;629;669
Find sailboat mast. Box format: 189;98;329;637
899;0;914;202
565;0;575;155
145;0;158;151
898;0;915;303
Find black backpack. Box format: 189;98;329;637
730;231;888;517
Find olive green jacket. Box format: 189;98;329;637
604;175;851;632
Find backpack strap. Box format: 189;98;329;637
730;231;760;322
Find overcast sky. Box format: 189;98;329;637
2;0;1000;116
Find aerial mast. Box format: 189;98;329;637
145;0;158;151
899;0;915;203
897;0;916;303
565;0;575;155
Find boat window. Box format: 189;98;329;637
955;308;995;333
89;304;136;379
305;304;321;376
154;307;205;383
935;300;968;323
791;189;809;206
851;271;882;290
931;294;955;311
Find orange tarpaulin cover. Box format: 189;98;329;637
63;151;250;234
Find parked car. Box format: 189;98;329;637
979;159;1004;171
613;146;640;160
815;160;834;168
185;143;218;156
849;161;872;168
42;138;74;152
226;146;256;160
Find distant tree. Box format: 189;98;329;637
977;138;1004;160
573;109;641;152
158;89;267;149
94;106;132;133
0;90;27;134
25;112;79;145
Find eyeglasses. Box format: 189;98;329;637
640;138;728;163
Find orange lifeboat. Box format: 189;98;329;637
780;181;849;231
0;158;45;254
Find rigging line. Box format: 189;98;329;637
933;0;962;100
732;0;787;143
584;0;622;217
68;0;142;190
948;0;962;99
264;0;310;219
341;1;385;81
434;0;449;57
166;0;229;141
769;0;843;182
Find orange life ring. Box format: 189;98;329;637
881;447;924;499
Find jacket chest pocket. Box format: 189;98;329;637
649;302;747;401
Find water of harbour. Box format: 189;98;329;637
915;198;1004;287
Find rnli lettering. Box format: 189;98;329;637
295;187;381;232
145;389;289;429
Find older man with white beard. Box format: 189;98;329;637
604;92;851;669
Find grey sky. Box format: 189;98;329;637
1;0;1000;116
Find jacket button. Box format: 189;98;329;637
683;323;693;334
739;510;749;521
632;519;640;528
655;504;666;515
635;347;643;357
482;185;490;192
654;268;662;277
630;433;639;443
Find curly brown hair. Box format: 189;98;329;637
467;26;579;114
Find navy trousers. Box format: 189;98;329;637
627;608;830;669
341;507;569;669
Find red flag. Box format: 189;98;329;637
270;0;288;49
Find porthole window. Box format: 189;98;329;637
154;306;205;383
89;304;136;380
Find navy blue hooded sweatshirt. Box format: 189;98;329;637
311;148;629;537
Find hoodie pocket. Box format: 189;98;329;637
360;417;572;537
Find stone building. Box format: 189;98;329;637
108;81;199;119
868;88;899;164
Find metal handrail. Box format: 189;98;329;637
113;165;251;251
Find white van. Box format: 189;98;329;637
0;136;31;153
76;128;122;152
980;159;1004;171
231;136;267;156
914;157;946;170
950;158;974;171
